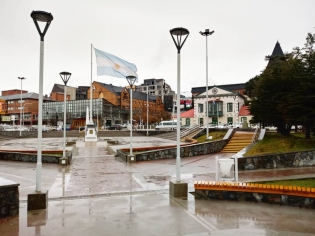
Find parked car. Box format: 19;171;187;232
265;126;277;131
202;123;217;129
16;126;30;131
291;125;302;130
155;121;177;130
217;124;229;129
227;122;242;128
108;125;122;130
61;126;71;131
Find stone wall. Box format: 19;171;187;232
117;129;235;162
194;189;315;209
0;131;37;137
0;151;72;164
129;139;229;162
0;179;19;219
238;150;315;170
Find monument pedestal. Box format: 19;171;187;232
169;181;188;198
27;190;48;211
85;123;97;146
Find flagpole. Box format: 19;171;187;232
90;44;93;123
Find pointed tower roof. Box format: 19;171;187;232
271;41;284;57
267;41;285;68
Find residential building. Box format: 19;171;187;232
137;78;173;104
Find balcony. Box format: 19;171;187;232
208;111;223;117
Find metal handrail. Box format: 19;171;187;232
180;124;202;139
251;127;260;144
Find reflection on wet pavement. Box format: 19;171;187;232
1;137;315;235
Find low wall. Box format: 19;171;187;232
117;129;234;162
238;150;315;170
194;181;315;209
0;131;37;137
0;151;72;164
117;139;228;162
0;178;19;219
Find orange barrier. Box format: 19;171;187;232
194;181;315;198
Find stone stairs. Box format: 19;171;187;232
180;129;202;142
221;132;253;153
152;131;176;141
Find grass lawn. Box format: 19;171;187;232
196;131;226;143
254;178;315;188
244;132;315;156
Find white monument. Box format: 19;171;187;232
85;107;97;146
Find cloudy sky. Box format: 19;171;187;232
1;0;314;97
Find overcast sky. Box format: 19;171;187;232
1;0;314;97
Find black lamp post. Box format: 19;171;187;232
60;71;71;160
170;27;189;183
200;29;214;139
30;10;53;195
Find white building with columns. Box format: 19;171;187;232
193;87;245;126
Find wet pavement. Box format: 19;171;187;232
1;137;315;235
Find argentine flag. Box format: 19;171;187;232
94;48;138;78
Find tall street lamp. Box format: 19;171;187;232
30;10;53;208
60;71;71;163
170;27;189;186
146;84;149;136
126;75;137;161
200;29;214;140
18;77;26;136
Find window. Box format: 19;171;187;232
198;104;203;113
199;118;203;126
185;118;190;126
227;103;233;112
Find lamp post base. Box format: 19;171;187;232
127;155;136;163
59;157;69;165
169;180;188;198
27;190;48;211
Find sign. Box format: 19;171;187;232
11;115;16;121
1;116;11;122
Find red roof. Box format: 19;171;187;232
239;106;251;116
180;99;192;105
174;109;194;118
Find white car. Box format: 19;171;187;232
217;124;229;129
202;124;217;129
17;126;30;131
265;126;277;131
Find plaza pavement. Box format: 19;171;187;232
1;136;315;235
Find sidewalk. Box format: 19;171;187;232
1;137;315;235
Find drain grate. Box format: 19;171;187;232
20;189;169;203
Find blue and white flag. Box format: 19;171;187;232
213;100;216;105
94;48;138;78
